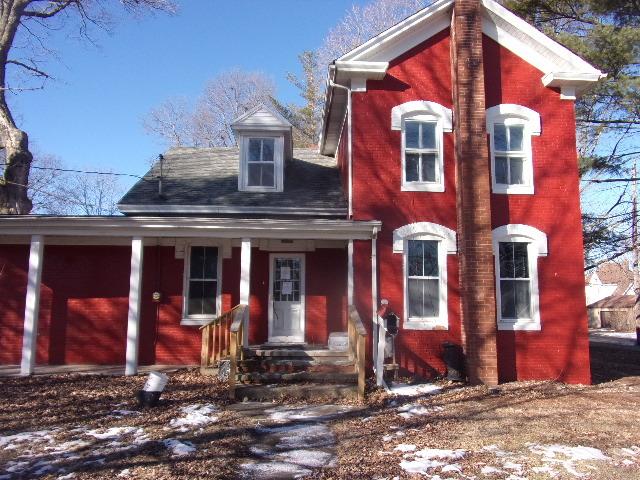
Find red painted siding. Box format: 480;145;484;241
0;245;29;364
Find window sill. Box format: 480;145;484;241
240;186;282;193
497;320;541;331
403;320;448;331
180;318;215;326
492;184;534;195
401;183;445;193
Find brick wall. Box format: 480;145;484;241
350;25;590;383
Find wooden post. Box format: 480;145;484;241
229;330;237;400
201;326;211;370
357;333;366;399
20;235;44;376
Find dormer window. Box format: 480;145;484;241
232;102;293;193
247;137;277;188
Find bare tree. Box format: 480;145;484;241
58;171;124;215
144;68;276;148
0;0;176;215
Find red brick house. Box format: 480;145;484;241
0;0;603;388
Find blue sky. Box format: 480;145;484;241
10;0;364;190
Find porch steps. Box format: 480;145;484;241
234;383;359;401
233;345;358;400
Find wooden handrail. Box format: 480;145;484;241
228;304;248;399
348;305;368;400
200;304;243;372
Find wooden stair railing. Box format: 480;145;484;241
348;306;368;399
228;304;248;399
199;304;244;373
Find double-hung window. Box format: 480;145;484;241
486;104;540;195
497;242;531;320
494;123;526;187
183;246;219;323
407;239;440;319
393;221;456;330
404;120;440;187
492;224;547;331
247;138;275;188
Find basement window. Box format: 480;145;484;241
182;245;221;325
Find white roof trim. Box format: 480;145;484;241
117;204;348;217
338;0;452;63
0;216;381;241
492;224;548;256
392;222;457;254
391;100;453;132
486;104;541;135
231;102;292;129
334;60;389;80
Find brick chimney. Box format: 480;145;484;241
450;0;499;385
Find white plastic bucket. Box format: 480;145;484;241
143;371;169;392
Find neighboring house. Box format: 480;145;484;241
585;261;634;306
587;295;636;332
0;0;604;388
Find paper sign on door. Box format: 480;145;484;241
280;267;291;280
282;281;293;295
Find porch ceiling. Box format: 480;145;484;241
0;216;381;241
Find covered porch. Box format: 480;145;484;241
0;216;380;398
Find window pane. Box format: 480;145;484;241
514;281;531;318
421;122;436;149
261;163;274;186
513;243;529;278
248;139;261;162
261;138;275;162
407;240;424;276
421;154;437;182
495;156;508;184
422;240;439;277
499;242;515;278
510;157;525;185
508;125;524;151
248;163;262;186
494;124;507;151
500;280;516;318
405;122;420;149
188;280;217;315
405;153;420;182
203;247;218;279
190;246;205;279
408;278;439;318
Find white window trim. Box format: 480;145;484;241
238;134;284;193
486;104;541;195
393;222;456;330
391;101;452;193
492;224;548;331
181;243;222;326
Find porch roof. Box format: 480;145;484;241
0;216;381;240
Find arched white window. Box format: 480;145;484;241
486;104;541;195
492;224;548;331
393;222;456;330
391;101;453;193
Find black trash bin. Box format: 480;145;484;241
442;342;464;381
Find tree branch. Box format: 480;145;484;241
6;59;51;79
23;0;77;19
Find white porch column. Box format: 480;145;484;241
20;235;44;376
347;240;354;306
240;238;252;347
371;233;383;385
125;237;144;376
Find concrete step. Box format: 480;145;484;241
239;358;355;376
234;383;358;401
236;371;358;384
247;348;350;359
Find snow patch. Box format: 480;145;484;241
389;383;442;397
267;404;353;423
397;403;443;419
169;404;218;432
163;438;196;457
481;466;504;475
0;430;55;450
394;444;417;452
85;426;139;440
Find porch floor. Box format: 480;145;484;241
0;364;195;377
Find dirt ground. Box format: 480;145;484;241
0;343;639;479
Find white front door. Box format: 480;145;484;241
269;254;305;343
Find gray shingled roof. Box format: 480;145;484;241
118;147;347;217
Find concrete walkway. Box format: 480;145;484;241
229;402;361;479
589;329;638;350
0;364;195;377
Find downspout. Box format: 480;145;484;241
328;75;353;219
